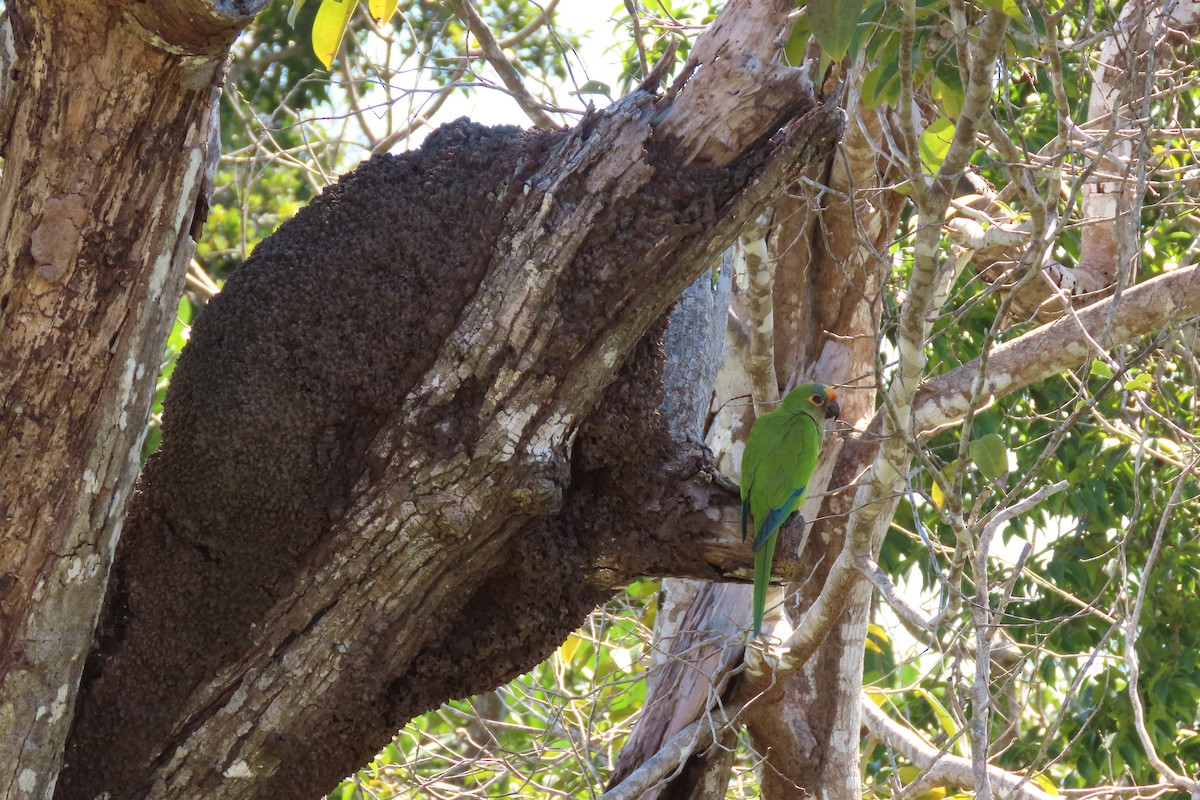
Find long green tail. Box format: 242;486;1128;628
752;532;779;637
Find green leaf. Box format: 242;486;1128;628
569;80;613;98
784;12;813;66
312;0;357;69
1089;359;1114;379
969;432;1009;481
807;0;864;62
931;76;964;118
973;0;1024;19
918;116;955;173
367;0;397;23
287;0;308;28
1124;372;1154;392
624;577;659;598
862;61;900;107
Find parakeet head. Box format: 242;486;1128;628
781;382;840;421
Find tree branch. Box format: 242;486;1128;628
913;263;1200;434
448;0;559;129
861;696;1055;800
740;217;780;411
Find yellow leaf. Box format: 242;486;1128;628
312;0;356;69
559;633;582;663
912;687;969;758
367;0;397;23
1033;773;1061;795
930;477;946;509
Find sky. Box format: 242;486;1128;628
397;0;631;142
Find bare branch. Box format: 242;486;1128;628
862;697;1056;800
448;0;559;129
913;263;1200;434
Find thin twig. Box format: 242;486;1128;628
1123;456;1200;797
449;0;559;129
464;0;561;58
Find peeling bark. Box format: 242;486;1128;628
0;2;261;796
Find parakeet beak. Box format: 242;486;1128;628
825;390;840;420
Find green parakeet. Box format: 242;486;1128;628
740;383;840;636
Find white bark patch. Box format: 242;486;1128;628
148;148;202;303
222;760;254;779
49;683;71;723
107;515;125;555
18;768;37;793
528;414;568;461
107;479;132;521
601;337;620;369
115;353;140;432
484;366;522;415
66;556;84;582
487;404;539;462
82;468;98;494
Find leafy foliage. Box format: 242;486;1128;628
330;580;659;799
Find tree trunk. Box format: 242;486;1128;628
739;100;909;800
54;2;846;796
0;2;261;796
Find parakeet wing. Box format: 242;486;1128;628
749;412;822;549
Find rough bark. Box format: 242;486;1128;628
739;100;907;800
609;77;910;796
0;2;262;797
57;3;847;795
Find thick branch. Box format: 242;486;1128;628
861;698;1055;800
914;263;1200;432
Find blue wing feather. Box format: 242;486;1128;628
753;485;806;551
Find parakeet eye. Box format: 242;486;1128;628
809;394;823;405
